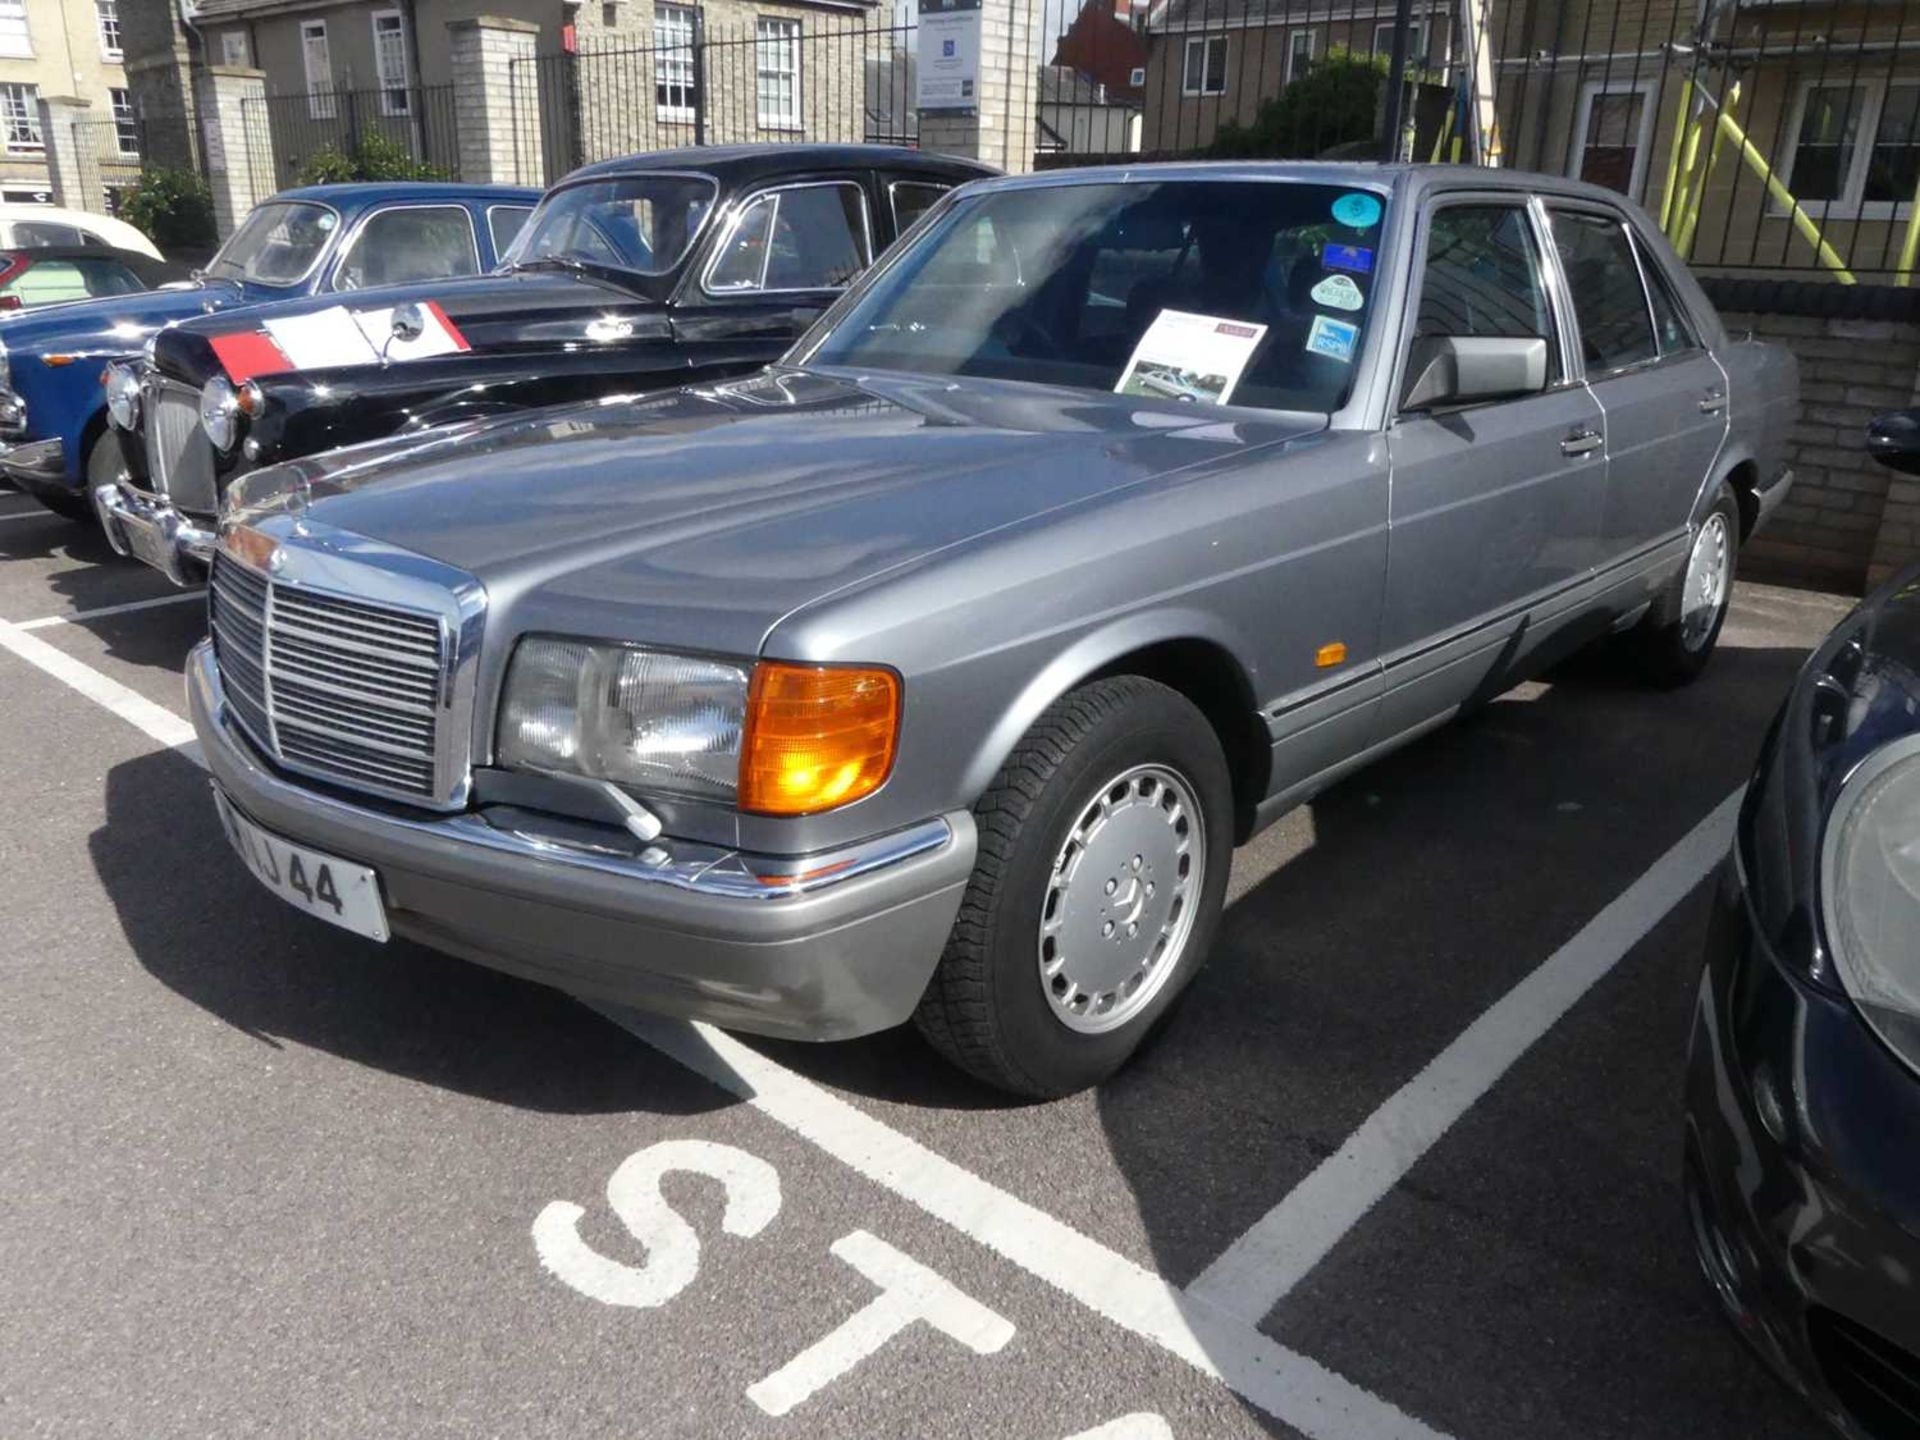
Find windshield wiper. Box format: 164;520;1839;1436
509;254;651;294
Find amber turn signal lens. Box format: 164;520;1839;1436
740;662;901;816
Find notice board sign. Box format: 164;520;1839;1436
917;0;982;113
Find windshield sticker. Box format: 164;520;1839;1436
1331;193;1383;230
1305;314;1360;364
1115;309;1269;407
1323;243;1373;275
1310;274;1365;312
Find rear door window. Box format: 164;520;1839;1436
488;205;533;257
334;205;480;291
890;182;949;233
1631;233;1699;355
1548;209;1658;373
706;183;871;293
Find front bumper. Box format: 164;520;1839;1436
1683;854;1920;1439
94;480;214;586
187;641;975;1041
0;436;63;495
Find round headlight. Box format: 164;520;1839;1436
1822;735;1920;1074
200;375;239;451
105;363;141;430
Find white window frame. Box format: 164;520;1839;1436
1181;34;1227;97
1779;76;1920;220
654;3;697;123
371;10;412;118
1569;77;1657;200
1286;30;1314;85
1;83;41;152
301;20;336;121
110;88;138;157
1372;19;1425;63
0;0;31;59
755;17;802;131
220;30;248;67
96;0;121;60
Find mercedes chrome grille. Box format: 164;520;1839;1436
210;551;452;804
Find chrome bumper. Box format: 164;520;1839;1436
187;641;975;1040
0;435;61;485
94;481;215;587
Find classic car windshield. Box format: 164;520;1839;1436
506;175;717;276
204;201;338;286
808;180;1389;413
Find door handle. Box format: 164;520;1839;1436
1698;390;1727;414
1560;429;1603;457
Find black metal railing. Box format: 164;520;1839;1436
242;83;463;190
511;16;919;182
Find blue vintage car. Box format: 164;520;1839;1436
0;181;539;519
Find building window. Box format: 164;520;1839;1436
655;3;698;122
0;0;31;59
301;20;336;120
1571;80;1655;198
756;18;801;130
1181;35;1226;97
221;30;248;66
1;83;41;151
372;11;411;117
96;0;121;59
1286;30;1314;84
111;88;137;156
1372;20;1426;64
1784;79;1920;217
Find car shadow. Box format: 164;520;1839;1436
736;632;1838;1438
92;744;723;1119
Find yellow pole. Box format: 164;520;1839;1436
1677;80;1738;257
1668;104;1709;243
1714;103;1857;283
1898;168;1920;286
1659;77;1695;232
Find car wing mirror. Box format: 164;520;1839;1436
1402;335;1548;411
1867;408;1920;475
381;302;426;366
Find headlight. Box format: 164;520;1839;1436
498;639;751;802
105;363;141;430
497;639;902;814
201;375;239;451
1822;735;1920;1074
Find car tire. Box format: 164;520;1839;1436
914;676;1233;1099
32;431;121;523
1622;483;1740;688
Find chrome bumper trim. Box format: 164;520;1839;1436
0;436;62;483
93;481;216;587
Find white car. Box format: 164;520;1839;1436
0;205;161;260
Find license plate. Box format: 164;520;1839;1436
213;788;390;942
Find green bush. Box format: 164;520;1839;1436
296;130;447;185
120;165;216;253
1207;47;1388;160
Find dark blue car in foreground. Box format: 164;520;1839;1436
0;181;538;519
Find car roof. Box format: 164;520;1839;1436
562;143;998;187
268;182;543;207
966;160;1643;210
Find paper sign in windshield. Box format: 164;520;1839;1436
1116;309;1268;406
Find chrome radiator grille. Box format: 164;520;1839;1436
145;381;217;515
210;553;449;802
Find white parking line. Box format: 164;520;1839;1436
16;591;204;631
1185;789;1744;1325
0;506;54;524
604;1006;1451;1440
0;614;196;750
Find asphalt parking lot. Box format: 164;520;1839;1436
0;478;1854;1440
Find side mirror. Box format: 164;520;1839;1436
390;303;426;344
1867;408;1920;475
1402;335;1548;411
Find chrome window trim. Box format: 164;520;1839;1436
700;179;875;298
205;199;343;289
485;202;534;260
886;179;949;235
325;201;481;293
1540;200;1666;382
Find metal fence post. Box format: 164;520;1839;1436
1379;0;1414;163
693;9;707;148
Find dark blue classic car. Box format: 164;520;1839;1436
0;181;538;519
99;145;990;585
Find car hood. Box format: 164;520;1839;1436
0;280;258;358
237;369;1325;658
158;269;668;387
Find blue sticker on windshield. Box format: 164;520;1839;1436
1323;243;1373;274
1331;192;1383;230
1306;314;1359;363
